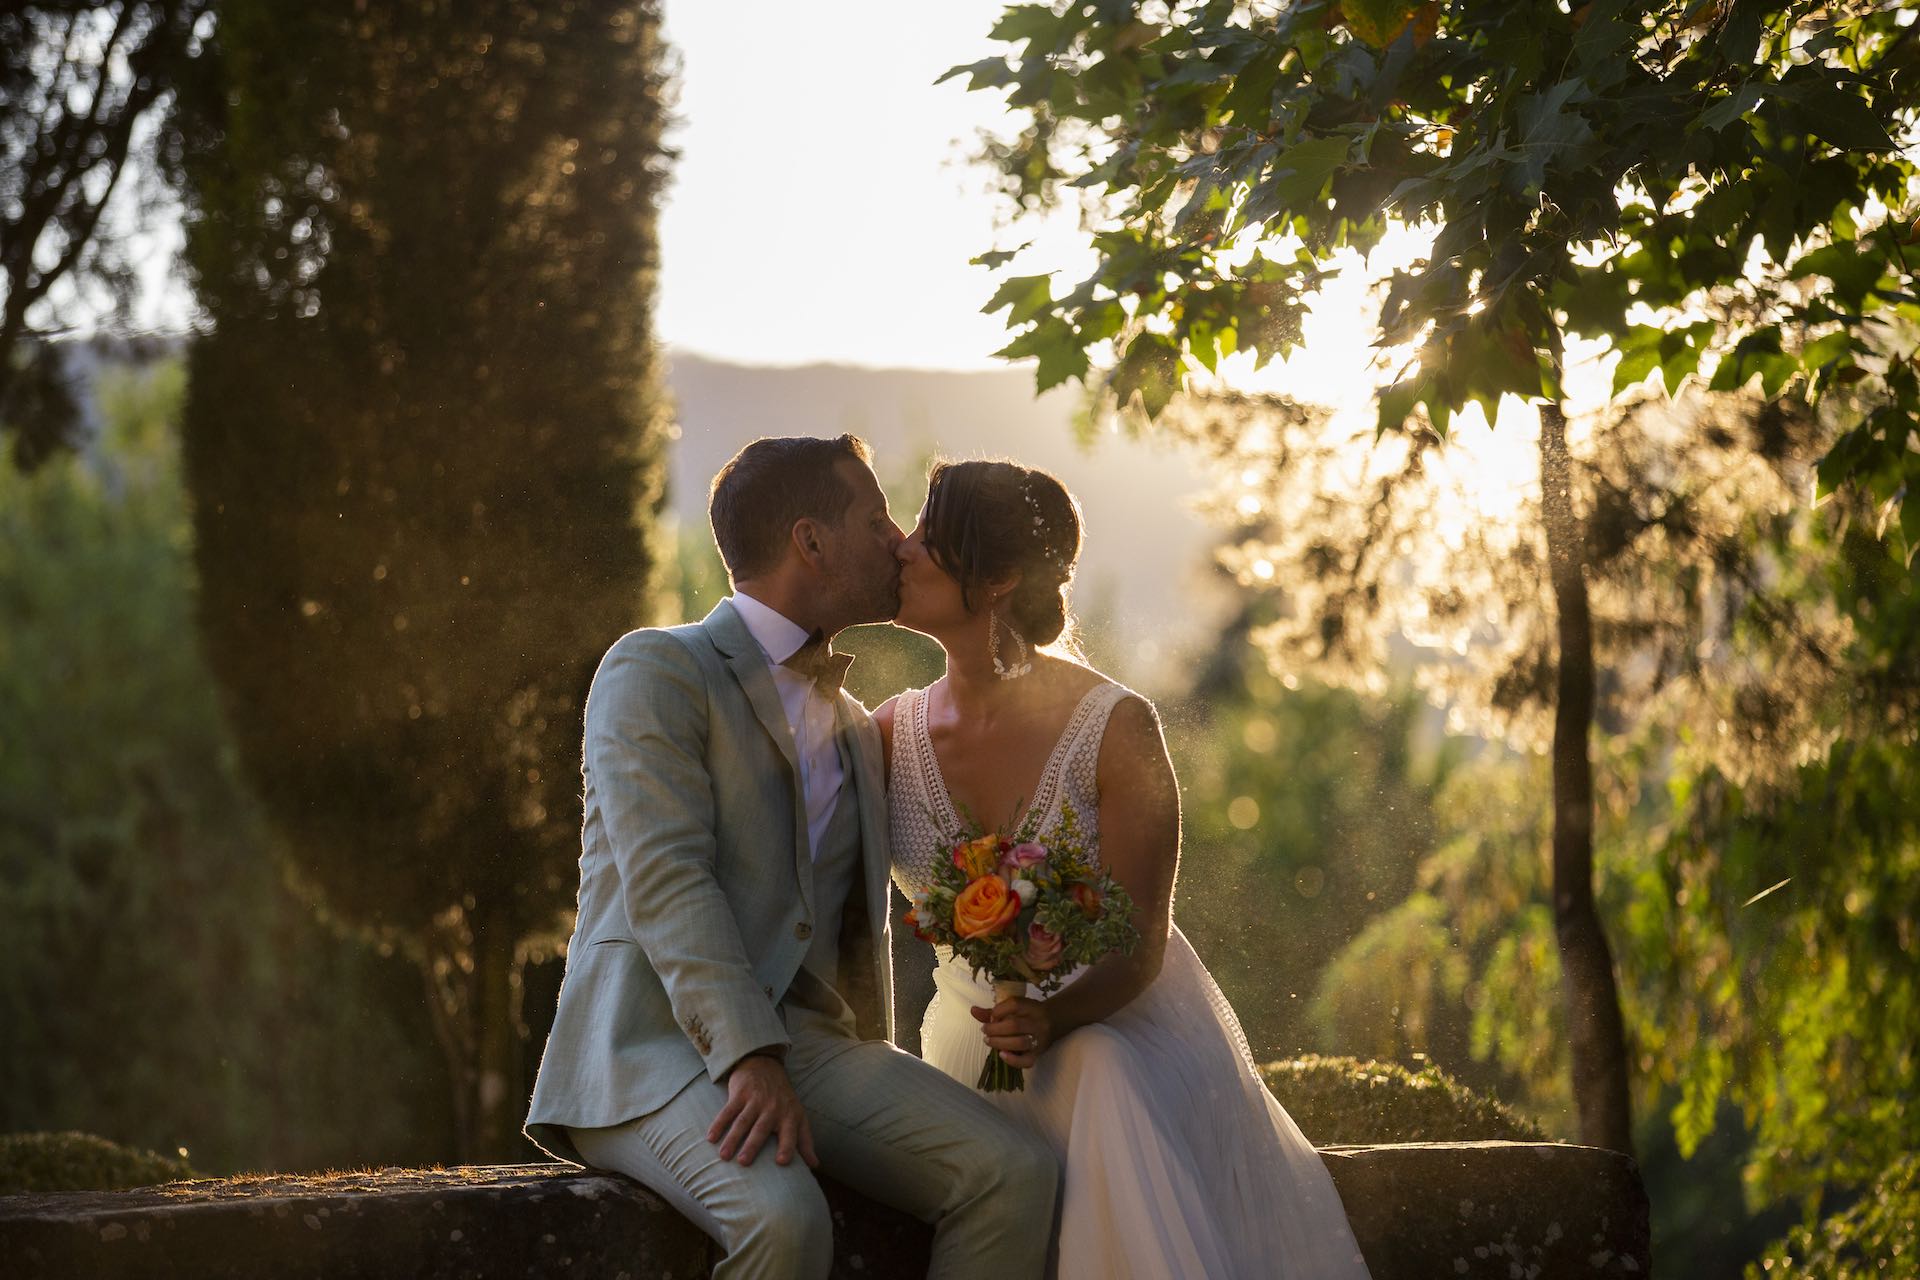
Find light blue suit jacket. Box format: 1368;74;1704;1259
525;599;894;1164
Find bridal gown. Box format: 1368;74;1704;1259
890;681;1374;1280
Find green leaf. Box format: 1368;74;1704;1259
1610;324;1665;395
1078;300;1127;344
1707;327;1783;394
938;56;1017;90
1791;243;1885;309
1034;340;1090;394
1661;342;1701;397
994;316;1090;394
1253;136;1352;220
1571;2;1636;69
1801;330;1854;371
1698;83;1764;132
1111;333;1181;419
1376;377;1425;437
970;243;1032;270
990;4;1065;44
1339;0;1426;47
1187;316;1223;373
1798;85;1896;153
1510;78;1596;193
1217;48;1281;128
982;274;1055;325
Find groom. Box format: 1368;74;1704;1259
526;435;1057;1278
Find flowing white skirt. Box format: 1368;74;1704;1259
919;924;1374;1280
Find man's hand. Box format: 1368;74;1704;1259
707;1054;818;1168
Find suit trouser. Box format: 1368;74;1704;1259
568;1021;1058;1280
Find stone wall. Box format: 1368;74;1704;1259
1;1141;1647;1278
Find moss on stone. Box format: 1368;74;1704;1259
1260;1055;1548;1145
0;1131;197;1195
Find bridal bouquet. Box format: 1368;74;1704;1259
903;802;1138;1092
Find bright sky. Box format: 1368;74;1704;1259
655;0;1090;370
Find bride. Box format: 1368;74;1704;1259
878;459;1374;1279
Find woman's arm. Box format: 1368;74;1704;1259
977;694;1181;1066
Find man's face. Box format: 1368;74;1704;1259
818;457;904;628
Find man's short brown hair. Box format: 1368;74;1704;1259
708;435;874;581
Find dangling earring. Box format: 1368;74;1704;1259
989;608;1032;680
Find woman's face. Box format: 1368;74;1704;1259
893;506;972;638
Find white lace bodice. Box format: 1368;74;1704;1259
889;680;1143;900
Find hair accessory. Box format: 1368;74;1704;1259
989;609;1032;680
1021;475;1069;575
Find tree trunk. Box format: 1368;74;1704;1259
421;907;527;1164
471;913;525;1163
1537;400;1635;1155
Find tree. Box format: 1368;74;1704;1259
168;0;672;1160
1188;378;1916;1213
0;1;208;470
1621;472;1918;1210
953;0;1916;1155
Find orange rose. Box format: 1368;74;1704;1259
1068;881;1103;919
952;834;1004;880
953;874;1022;939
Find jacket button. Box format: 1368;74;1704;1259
794;921;813;940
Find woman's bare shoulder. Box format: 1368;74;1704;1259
1044;655;1121;704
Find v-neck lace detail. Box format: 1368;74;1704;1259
890;679;1141;901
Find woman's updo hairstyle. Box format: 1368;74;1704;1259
920;459;1082;648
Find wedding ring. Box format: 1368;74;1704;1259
1025;1033;1036;1050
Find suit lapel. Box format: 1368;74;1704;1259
839;705;889;925
839;696;894;1039
704;598;813;915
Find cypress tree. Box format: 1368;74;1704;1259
170;0;670;1159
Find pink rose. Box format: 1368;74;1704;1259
1025;922;1064;971
999;841;1048;875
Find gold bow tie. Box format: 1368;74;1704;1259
783;631;854;694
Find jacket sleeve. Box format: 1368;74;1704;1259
584;630;789;1080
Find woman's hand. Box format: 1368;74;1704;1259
973;995;1053;1069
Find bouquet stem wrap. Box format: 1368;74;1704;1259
978;978;1029;1093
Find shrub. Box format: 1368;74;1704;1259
1261;1054;1548;1145
0;1131;196;1194
1747;1155;1920;1279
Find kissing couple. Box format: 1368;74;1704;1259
526;436;1372;1279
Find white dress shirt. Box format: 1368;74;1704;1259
730;592;846;862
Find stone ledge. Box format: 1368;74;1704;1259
1321;1142;1649;1277
0;1141;1647;1278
